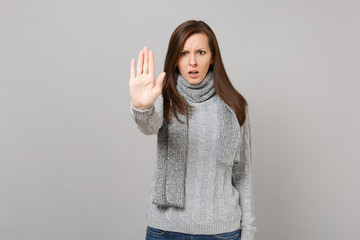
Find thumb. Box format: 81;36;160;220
155;72;166;92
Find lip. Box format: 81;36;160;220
188;70;199;78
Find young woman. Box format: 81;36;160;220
129;20;256;240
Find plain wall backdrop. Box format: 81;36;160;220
1;0;359;239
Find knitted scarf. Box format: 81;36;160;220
152;70;240;208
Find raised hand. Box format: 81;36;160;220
129;46;166;110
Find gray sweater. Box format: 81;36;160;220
130;94;256;240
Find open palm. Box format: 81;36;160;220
129;46;166;110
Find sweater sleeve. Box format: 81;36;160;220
232;107;257;240
129;94;164;135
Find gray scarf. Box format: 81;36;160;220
152;71;240;208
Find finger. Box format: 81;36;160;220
143;46;149;74
130;58;136;80
149;50;154;77
137;50;144;77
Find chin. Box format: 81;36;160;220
187;79;202;85
186;76;206;85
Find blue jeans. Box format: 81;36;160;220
145;226;241;240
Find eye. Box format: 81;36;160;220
197;50;206;55
180;51;187;56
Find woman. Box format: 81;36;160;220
129;20;256;240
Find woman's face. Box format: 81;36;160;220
177;33;213;84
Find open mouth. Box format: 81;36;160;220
188;70;199;78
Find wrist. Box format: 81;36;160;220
131;101;152;110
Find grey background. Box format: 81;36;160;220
1;0;359;239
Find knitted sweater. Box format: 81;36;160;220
129;93;256;240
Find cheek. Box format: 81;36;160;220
202;58;212;69
177;60;184;71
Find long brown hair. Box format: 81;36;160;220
162;20;248;127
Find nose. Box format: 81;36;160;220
189;53;197;66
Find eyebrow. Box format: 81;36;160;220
182;48;207;51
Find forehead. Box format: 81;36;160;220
183;33;209;49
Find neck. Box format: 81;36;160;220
176;71;215;103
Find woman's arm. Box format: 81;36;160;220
129;94;164;135
128;46;165;135
232;107;257;240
